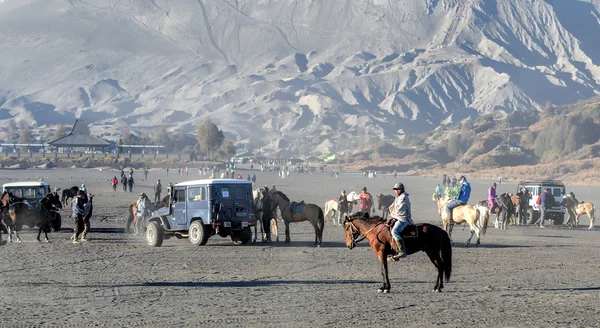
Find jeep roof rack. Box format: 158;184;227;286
518;180;564;186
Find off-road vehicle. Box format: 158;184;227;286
517;180;565;225
145;179;255;247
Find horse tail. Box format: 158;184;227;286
481;207;490;235
441;230;452;282
126;204;135;232
318;207;325;241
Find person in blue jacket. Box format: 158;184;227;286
446;176;471;223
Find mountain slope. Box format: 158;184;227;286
1;0;600;155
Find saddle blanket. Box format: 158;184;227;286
290;201;305;213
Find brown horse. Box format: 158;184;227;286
376;194;395;220
562;197;595;229
343;212;452;293
440;196;489;246
0;191;57;243
270;191;324;246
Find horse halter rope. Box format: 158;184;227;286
345;218;386;244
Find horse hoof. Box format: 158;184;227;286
17;239;22;243
464;243;469;248
383;289;390;294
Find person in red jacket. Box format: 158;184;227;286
111;176;118;192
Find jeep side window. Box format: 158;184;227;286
174;190;185;203
188;187;206;201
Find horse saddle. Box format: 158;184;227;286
387;220;419;238
400;224;419;239
290;201;305;213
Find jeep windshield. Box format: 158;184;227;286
5;186;46;200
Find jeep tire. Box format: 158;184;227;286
189;220;210;246
146;221;164;247
240;227;252;244
527;208;538;225
553;213;564;226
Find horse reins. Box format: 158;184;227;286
346;219;387;244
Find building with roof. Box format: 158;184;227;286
48;119;109;152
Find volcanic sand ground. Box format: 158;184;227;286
1;168;599;327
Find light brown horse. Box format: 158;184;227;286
562;196;595;229
440;196;489;247
270;191;324;247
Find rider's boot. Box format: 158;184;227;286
448;210;455;224
390;238;407;261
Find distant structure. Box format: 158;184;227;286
49;119;109;153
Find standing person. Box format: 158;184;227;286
71;190;86;244
154;179;162;202
445;176;471;223
359;187;374;214
111;176;118;192
81;193;94;241
135;193;151;235
337;190;351;225
144;168;149;180
535;188;554;228
120;168;125;178
129;167;134;178
389;183;414;260
166;168;169;176
442;174;447;187
80;184;87;197
128;175;134;192
393;170;397;179
260;187;273;243
121;175;127;192
251;173;256;184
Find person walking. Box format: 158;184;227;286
389;183;414;260
154;179;162;202
111;176;118;192
128;175;134;192
535;188;554;228
121;175;127;192
71;190;86;244
135;193;151;235
81;193;94;241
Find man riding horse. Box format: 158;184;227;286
389;183;413;261
446;176;471;223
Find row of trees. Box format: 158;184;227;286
116;118;236;160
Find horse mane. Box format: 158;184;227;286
273;191;290;202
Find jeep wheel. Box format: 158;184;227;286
553;214;564;226
240;227;252;245
52;214;62;232
189;221;210;246
527;208;538;225
146;221;164;247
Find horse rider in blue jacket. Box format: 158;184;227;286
446;176;471;223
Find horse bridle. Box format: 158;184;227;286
344;218;385;244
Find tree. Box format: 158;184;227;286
196;118;224;158
53;125;67;140
18;127;34;151
6;119;17;142
121;127;133;145
216;139;236;160
153;127;172;150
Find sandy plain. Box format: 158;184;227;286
0;167;599;327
